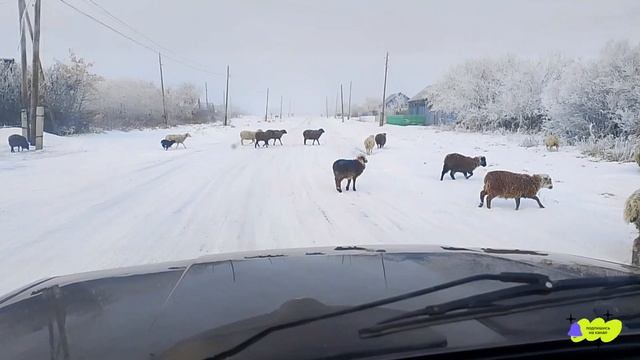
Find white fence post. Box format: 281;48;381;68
35;106;44;150
21;109;28;138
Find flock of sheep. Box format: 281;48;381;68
6;127;638;264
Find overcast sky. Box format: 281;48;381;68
1;0;639;114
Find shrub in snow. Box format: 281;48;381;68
519;135;540;148
577;136;636;162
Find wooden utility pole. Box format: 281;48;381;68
18;0;28;115
280;95;283;119
28;0;41;145
380;52;389;127
325;96;329;118
348;81;352;120
264;88;269;122
335;90;339;118
158;53;167;127
204;82;209;110
340;84;345;123
224;65;230;126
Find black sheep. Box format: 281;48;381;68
332;155;368;193
8;134;29;152
269;129;288;145
161;139;175;150
375;133;386;148
303;128;325;145
254;130;272;148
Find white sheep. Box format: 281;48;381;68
544;135;560;151
164;133;191;149
240;130;256;145
364;135;375;155
624;189;640;265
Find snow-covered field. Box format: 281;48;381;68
0;117;637;295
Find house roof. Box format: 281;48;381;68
409;85;431;102
384;92;409;103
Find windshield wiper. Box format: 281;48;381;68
359;275;640;338
205;272;553;359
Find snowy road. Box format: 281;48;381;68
1;117;638;294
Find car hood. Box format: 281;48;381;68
1;244;639;360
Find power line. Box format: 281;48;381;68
81;0;215;72
57;0;223;77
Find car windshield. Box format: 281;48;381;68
1;1;639;359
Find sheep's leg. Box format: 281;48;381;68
632;237;639;266
466;171;473;179
486;195;495;209
346;179;351;191
352;176;357;191
531;196;545;208
316;139;320;145
440;165;448;181
478;190;486;207
279;138;283;145
515;197;521;210
304;139;307;145
335;178;342;193
449;170;456;180
241;139;245;145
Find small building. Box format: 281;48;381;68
408;86;456;125
384;92;409;115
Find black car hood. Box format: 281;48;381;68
1;244;639;360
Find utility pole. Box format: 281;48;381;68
380;52;389;127
280;95;283;119
288;100;291;118
158;53;167;127
18;0;28;138
204;82;209;110
325;96;329;118
335;89;339;118
264;88;269;122
224;65;230;126
29;0;41;145
348;81;352;120
340;84;345;123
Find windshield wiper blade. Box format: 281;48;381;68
205;272;552;359
360;275;640;339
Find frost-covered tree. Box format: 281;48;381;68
542;41;640;139
0;60;21;127
43;51;102;133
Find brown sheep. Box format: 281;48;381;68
479;171;553;210
440;153;487;181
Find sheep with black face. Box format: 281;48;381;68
8;134;29;152
332;155;367;193
440;153;487;180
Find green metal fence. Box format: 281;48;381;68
386;115;426;126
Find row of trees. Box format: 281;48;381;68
426;41;640;140
0;52;226;134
